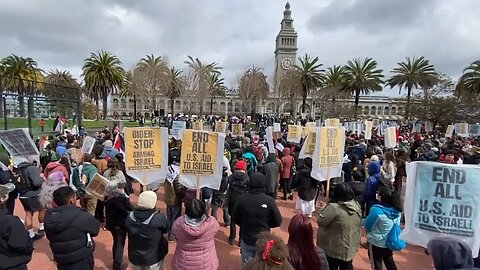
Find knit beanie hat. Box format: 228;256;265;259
138;191;157;209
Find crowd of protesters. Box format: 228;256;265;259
0;117;479;270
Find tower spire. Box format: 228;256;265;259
283;2;291;19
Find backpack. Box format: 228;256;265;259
228;177;248;202
386;217;406;251
12;167;32;194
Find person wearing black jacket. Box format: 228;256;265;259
105;182;133;270
126;191;169;269
233;172;283;266
0;153;16;215
44;186;101;270
0;183;33;270
226;161;249;246
291;157;319;218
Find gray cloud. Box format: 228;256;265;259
0;0;479;95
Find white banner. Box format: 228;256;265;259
0;128;39;166
385;126;397;148
445;125;455;138
265;127;275;154
81;136;96;154
365;121;373;140
273;123;281;132
171;121;186;140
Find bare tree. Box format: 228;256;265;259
278;70;302;115
238;65;270;116
133;54;168;112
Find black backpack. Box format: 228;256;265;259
229;177;248;202
12;167;32;194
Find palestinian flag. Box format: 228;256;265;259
53;116;66;133
113;132;125;154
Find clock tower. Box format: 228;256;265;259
274;2;298;93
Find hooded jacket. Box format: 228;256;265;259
226;170;249;209
291;166;318;201
316;199;362;261
261;154;280;194
44;162;69;183
280;148;294;179
232;173;282;246
0;208;33;269
16;162;43;197
104;194;133;231
364;204;401;248
427;237;479;270
172;216;219;270
363;161;382;213
44;204;100;265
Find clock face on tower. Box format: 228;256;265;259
281;58;292;70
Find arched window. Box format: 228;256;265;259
113;99;119;109
384;106;390;115
220;102;226;112
120;99;126;109
377;107;382;115
363;106;369;115
391;107;397;115
234;103;241;113
227;102;233;112
371;106;376;115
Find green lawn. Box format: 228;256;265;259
0;118;140;131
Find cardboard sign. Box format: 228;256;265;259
456;123;469;137
385;126;397;148
299;132;316;158
273;123;281;132
0;128;39;166
232;124;243;137
287;125;301;143
265;127;275;154
180;130;218;175
171;121;186;140
85;173;110;201
81;136;96;154
445;125;455;138
311;127;345;181
124;127;168;185
401;162;480;256
215;121;226;133
192;121;203;131
365;121;373;140
325;118;340;127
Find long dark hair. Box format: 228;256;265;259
287;214;321;270
107;158;120;177
378;187;402;212
330;183;355;203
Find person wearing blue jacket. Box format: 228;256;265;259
363;161;382;216
364;187;402;270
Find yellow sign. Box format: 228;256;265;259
232;124;243;137
458;123;469;135
305;122;316;134
318;127;343;168
180;130;218;175
215;121;226;133
125;128;163;171
287;125;301;143
325;118;340;127
304;132;317;155
192;121;203;131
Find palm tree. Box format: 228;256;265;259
165;67;186;116
386;56;438;119
0;63;6;118
320;65;350;116
0;54;43;117
343;57;384;117
207;73;227;115
238;65;270;116
184;56;221;116
82;50;125;120
120;70;138;121
134;54;168;111
293;54;324;114
456;60;480;99
44;69;80;117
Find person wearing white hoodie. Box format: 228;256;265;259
163;149;185;242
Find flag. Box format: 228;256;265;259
54;116;65;133
113;133;125;154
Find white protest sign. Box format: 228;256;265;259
325;118;340;127
385;126;397;148
232;124;243;137
470;124;480;137
273;123;281;132
356;122;362;136
445;125;455;138
265;127;275;154
179;130;225;190
287;125;301;144
413;123;422;133
311;127;345;181
215;121;227;133
192;121;204;131
0;128;39;166
299;132;316;159
171;121;186;140
456;123;469;137
365;121;373;140
425;122;433;132
81;136;96;154
124;127;169;185
401;162;480;256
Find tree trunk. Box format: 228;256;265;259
133;94;137;121
170;99;175;116
102;94;108;120
302;85;307;114
406;86;412;120
210;97;214;115
19;96;25;117
354;89;360;118
95;98;100;121
0;89;3;119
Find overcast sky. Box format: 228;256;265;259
1;0;479;96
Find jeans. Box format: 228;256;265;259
110;228;127;270
211;193;230;224
240;240;256;266
80;194;97;216
166;204;182;237
131;260;164;270
326;255;353;270
368;244;398;270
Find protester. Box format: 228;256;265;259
427;237;479;270
0;153;16;215
126;191;169;270
381;152;396;187
76;153;98;215
39;171;67;209
233;172;283;266
92;145;108;174
164;160;184;241
280;147;295;200
104;179;133;270
242;146;258;176
244;232;293;270
172;198;219;270
0;183;33;270
116;153;134;195
364;187;402;270
291;157;318;217
226;160;249;245
261;153;280;199
317;183;362;270
16;159;45;241
363;160;382;216
65;135;79;168
288;214;328;270
44;186;100;270
103;158;126;192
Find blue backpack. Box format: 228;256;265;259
386;217;406;251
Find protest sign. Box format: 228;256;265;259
372;119;380;127
0;128;39;166
287;125;301;143
232;124;243;137
470;124;480;136
124;127;168;185
299;132;316;159
456;123;469;137
356;122;362;135
265;127;275;154
215;121;226;133
179;130;225;190
325;118;340;127
413;123;422;133
384;126;397;148
311;127;345;181
85;173;110;201
305;122;316;134
171;121;186;140
425;121;433;132
81;136;96;154
192;121;203;131
401;162;480;256
273;123;281;132
364;121;373;140
445;125;455;138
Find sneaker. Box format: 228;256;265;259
31;233;44;241
167;235;176;242
228;238;235;246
